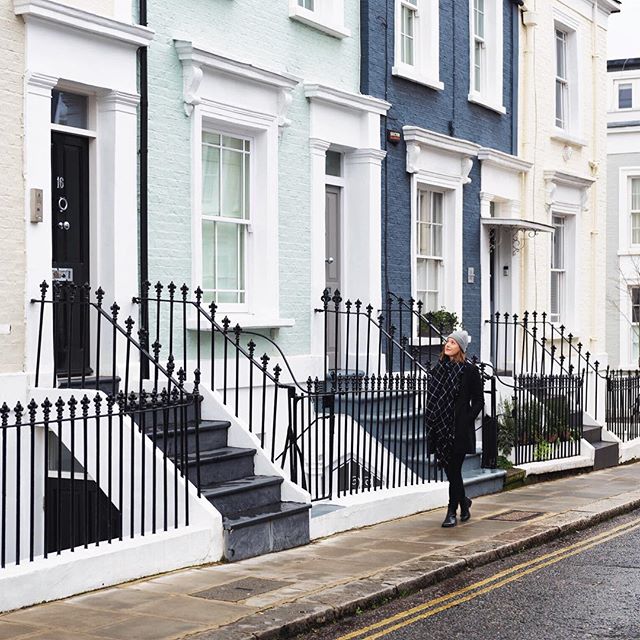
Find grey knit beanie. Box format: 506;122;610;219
447;330;470;353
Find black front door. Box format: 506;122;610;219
51;132;90;376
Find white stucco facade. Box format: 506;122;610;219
517;0;619;365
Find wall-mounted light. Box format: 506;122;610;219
387;130;401;144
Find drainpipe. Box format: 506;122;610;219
511;1;520;156
138;0;149;377
590;0;600;357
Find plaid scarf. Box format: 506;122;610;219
425;359;465;467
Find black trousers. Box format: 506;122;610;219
445;452;466;511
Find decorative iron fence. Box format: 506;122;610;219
0;388;198;569
606;371;640;442
511;374;584;465
131;284;498;501
486;312;605;421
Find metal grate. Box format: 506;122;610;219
486;510;545;522
191;577;292;602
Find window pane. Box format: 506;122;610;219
202;219;215;291
556;81;567;128
474;0;485;38
633;327;639;364
418;222;430;255
632;212;640;244
416;259;427;291
325;151;342;177
202;145;220;217
401;6;415;66
298;0;314;8
222;135;243;150
203;132;220;146
556;30;567;79
552;217;564;269
244;153;251;217
632;287;640;323
221;149;244;218
474;42;484;92
432;192;443;224
216;222;242;302
632;178;640;211
550;271;561;319
618;83;633;109
51;90;88;128
426;259;439;292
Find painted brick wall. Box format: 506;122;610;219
361;0;517;356
0;1;24;374
146;0;361;355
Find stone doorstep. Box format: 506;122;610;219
189;490;640;640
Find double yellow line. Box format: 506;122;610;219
337;516;640;640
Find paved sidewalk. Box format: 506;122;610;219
2;464;640;640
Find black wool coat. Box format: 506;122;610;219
452;363;485;455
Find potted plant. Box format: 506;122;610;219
421;307;459;336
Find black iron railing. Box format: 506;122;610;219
132;284;499;501
486;312;606;421
510;374;584;465
606;370;640;442
0;388;197;569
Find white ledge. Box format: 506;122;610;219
467;92;507;115
403;126;480;157
175;40;300;91
304;83;391;115
188;315;295;331
477;148;532;173
550;130;588;149
14;0;154;46
289;4;350;39
392;66;444;91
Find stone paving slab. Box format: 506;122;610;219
4;461;640;640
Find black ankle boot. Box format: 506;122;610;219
460;497;472;522
441;507;457;528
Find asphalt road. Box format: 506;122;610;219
296;511;640;640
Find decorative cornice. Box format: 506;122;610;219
26;71;58;90
98;90;140;110
309;138;332;153
543;170;595;190
349;148;387;163
14;0;154;47
175;40;300;119
477;148;532;173
403;126;480;158
304;83;391;116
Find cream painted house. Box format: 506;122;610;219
0;0;25;386
515;0;620;366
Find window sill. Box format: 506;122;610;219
187;314;295;331
550;130;587;148
467;93;506;115
289;6;350;39
392;66;444;91
617;248;640;257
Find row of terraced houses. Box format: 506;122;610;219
1;0;636;611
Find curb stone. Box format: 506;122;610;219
189;493;640;640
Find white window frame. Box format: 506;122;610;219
552;14;581;141
393;0;442;91
550;215;566;324
468;0;504;114
617;81;634;110
631;177;640;246
415;189;445;314
630;286;640;366
200;130;252;307
289;0;350;39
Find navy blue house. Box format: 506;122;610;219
361;0;523;357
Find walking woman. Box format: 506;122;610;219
425;330;484;528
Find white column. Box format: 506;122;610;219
343;148;386;307
24;72;59;381
95;90;140;316
479;192;493;362
309;138;331;358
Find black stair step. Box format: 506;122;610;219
223;501;311;530
582;424;602;444
592;441;619;471
188;446;255;464
148;420;230;454
58;376;121;394
188;446;256;484
202;475;284;514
